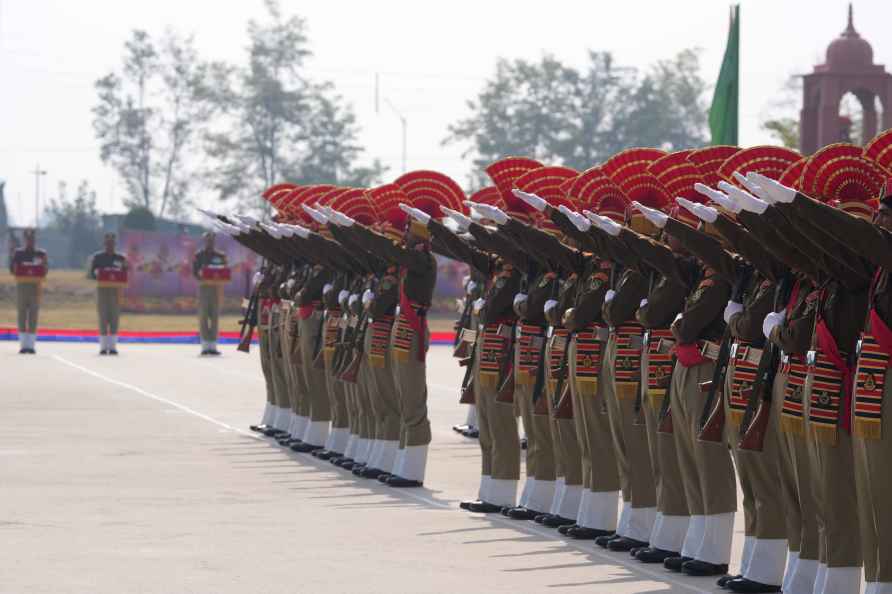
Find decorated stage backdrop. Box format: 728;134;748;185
117;230;467;315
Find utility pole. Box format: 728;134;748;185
375;73;408;174
31;164;47;228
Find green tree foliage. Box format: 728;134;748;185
45;181;103;267
445;49;709;185
205;0;384;209
93;30;227;218
760;75;801;150
0;180;8;232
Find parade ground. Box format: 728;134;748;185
1;343;750;594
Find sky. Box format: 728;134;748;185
1;0;889;227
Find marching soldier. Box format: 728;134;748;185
192;231;228;356
10;228;48;354
89;233;128;355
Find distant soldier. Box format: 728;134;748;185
89;233;128;355
10;228;48;354
192;231;229;356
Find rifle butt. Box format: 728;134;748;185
738;398;770;451
697;393;725;442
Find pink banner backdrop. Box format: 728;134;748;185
117;230;467;314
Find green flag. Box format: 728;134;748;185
709;5;739;145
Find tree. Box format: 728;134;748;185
205;0;384;209
760;75;801;150
0;180;8;232
45;181;103;267
93;30;225;218
445;50;709;184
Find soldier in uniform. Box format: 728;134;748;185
89;233;128;355
192;231;228;356
10;229;47;354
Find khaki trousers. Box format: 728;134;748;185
280;305;308;416
772;371;819;558
854;370;892;582
670;360;736;516
97;287;121;335
473;339;520;480
389;321;431;448
298;312;331;423
259;325;276;406
724;363;786;540
363;325;401;442
197;284;220;342
803;378;861;568
545;340;583;487
16;282;40;333
641;375;689;517
322;317;349;431
514;371;557;482
266;311;291;410
569;338;620;493
603;335;657;509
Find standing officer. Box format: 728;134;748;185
192;231;229;356
10;228;48;354
89;233;128;355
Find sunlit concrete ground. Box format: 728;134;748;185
2;342;759;593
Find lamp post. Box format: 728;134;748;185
31;164;47;228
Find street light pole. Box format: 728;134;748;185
31;164;47;228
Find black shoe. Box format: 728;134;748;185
718;574;741;588
506;507;542;521
19;348;27;354
499;506;512;517
467;501;503;513
208;349;221;356
359;467;386;480
337;460;356;471
681;559;729;577
452;424;470;433
200;350;210;356
533;513;552;524
607;537;648;552
635;548;679;564
462;428;480;438
542;515;576;528
351;464;367;476
459;500;481;511
108;349;118;355
260;427;283;437
312;449;336;460
520;437;528;450
630;546;646;557
387;476;423;488
100;349;109;356
568;527;613;540
290;442;322;453
725;577;781;593
663;556;693;572
595;534;620;548
249;424;265;432
376;473;392;483
557;523;578;535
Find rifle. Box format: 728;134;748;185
237;282;261;353
738;273;794;450
531;332;551;415
633;271;658;426
697;263;752;442
656;354;676;433
496;324;517;403
453;293;475;359
552;330;575;419
338;311;369;383
459;342;477;404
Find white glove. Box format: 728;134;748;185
236;214;259;227
465;201;508;225
719;181;769;215
197;208;218;220
338;290;350;307
729;172;770;203
472;298;486;315
632;201;668;228
749;173;797;204
466;280;477;295
287;224;310;239
302;205;329;225
763;310;786;339
513;293;529;309
399;203;430;225
672;312;683;325
322;283;333;295
260;222;282;239
584;211;621;236
604;289;616;303
639;298;648;308
512;189;547;212
676;197;719;224
544;299;558;316
329;208;355;227
694;183;740;214
275;224;294;238
212;221;233;236
440;206;472;232
362;289;374;306
723;300;743;323
559;205;590;231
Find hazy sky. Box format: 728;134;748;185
2;0;889;227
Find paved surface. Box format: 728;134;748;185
1;343;747;593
